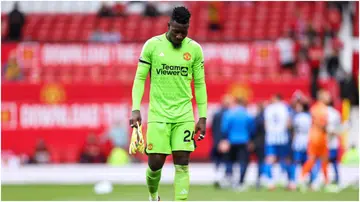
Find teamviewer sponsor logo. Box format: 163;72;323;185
157;64;188;76
181;67;188;76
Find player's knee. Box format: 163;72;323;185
148;154;166;171
173;151;190;165
148;163;163;171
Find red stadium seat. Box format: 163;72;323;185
8;2;345;82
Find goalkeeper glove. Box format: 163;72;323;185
129;122;145;155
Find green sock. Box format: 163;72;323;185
146;167;162;200
174;165;190;201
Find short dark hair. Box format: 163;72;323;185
236;97;245;106
274;93;282;100
171;6;191;24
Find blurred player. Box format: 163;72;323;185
311;98;342;192
211;94;233;188
130;6;207;201
288;101;312;190
220;97;255;191
327;100;342;187
263;94;291;190
252;102;267;189
299;90;330;192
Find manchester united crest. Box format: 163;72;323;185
40;84;65;104
183;52;191;61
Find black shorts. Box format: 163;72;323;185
254;146;265;162
227;144;250;163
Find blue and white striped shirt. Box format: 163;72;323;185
264;102;290;145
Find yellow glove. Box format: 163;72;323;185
129;122;145;155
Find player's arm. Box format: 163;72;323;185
131;40;153;126
193;43;208;140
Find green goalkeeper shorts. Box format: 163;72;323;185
146;122;196;155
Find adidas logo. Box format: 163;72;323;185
180;189;188;195
159;52;164;57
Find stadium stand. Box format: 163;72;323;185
0;2;335;42
1;1;344;84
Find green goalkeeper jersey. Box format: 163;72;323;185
132;33;207;123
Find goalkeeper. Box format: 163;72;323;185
130;6;207;201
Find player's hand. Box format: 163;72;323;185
195;117;206;141
247;141;255;152
218;139;230;153
130;110;142;128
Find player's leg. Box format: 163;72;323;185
289;150;302;189
309;159;321;185
278;145;291;188
320;147;329;185
325;148;341;192
211;146;222;188
237;144;250;188
329;149;339;184
147;154;167;201
300;145;318;185
255;147;265;189
225;144;237;182
146;122;172;201
172;151;191;201
171;122;196;201
284;145;292;185
263;145;276;189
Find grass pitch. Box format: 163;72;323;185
1;184;359;201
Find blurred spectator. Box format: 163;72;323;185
79;133;106;163
101;120;128;149
308;37;324;99
211;94;233;188
89;27;121;43
290;9;307;39
276;30;296;75
338;69;358;105
208;2;223;31
297;53;311;78
7;2;25;41
98;2;114;18
324;22;335;39
327;5;342;34
103;27;122;43
297;37;310;61
2;51;23;81
143;2;160;17
89;28;104;42
112;2;127;17
29;139;50;164
305;24;318;44
326;34;343;77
